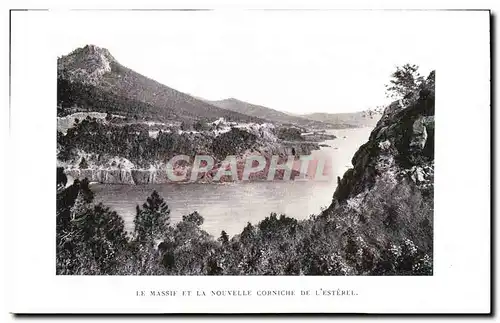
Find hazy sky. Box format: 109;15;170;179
54;10;437;114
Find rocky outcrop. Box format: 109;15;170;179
65;168;136;184
331;71;435;205
63;146;311;185
58;45;115;86
60;121;321;184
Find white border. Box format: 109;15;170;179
4;8;491;314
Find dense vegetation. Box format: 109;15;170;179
56;171;432;275
57;117;259;167
57;78;175;121
211;128;258;159
276;127;304;141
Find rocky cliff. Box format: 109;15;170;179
63;148;312;185
314;71;435;275
330;71;435;207
60;121;320;185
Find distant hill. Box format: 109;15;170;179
206;98;338;129
57;45;265;123
302;110;383;128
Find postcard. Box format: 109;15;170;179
5;7;491;314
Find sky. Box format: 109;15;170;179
54;10;438;114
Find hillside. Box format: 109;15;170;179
207;98;337;129
302;110;383;128
57;45;265;123
317;71;435;274
331;72;434;204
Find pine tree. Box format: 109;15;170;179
134;190;171;243
385;64;425;102
240;222;255;244
218;230;229;244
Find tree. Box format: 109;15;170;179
68;203;128;274
385;64;425;102
79;157;89;169
182;211;204;226
240;222;256;244
218;230;229;244
134;190;171;243
56;178;128;275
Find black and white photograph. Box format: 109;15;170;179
55;12;435;276
4;5;491;315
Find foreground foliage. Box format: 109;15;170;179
56;174;432;276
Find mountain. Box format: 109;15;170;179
57;45;265;123
206;98;340;129
302;110;383;128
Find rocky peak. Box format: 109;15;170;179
58;44;116;85
223;97;243;103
